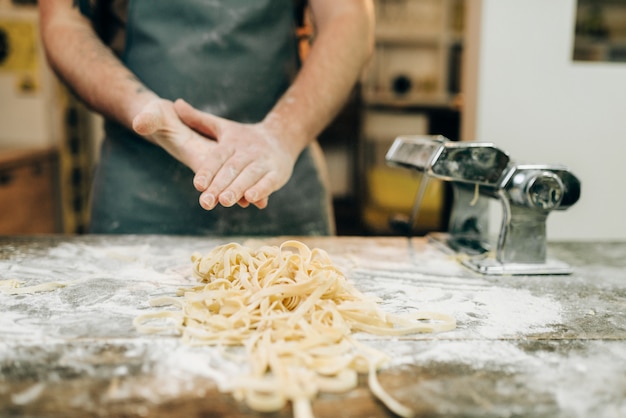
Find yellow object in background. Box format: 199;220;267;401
363;166;444;234
0;19;37;71
0;19;39;93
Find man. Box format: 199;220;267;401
38;0;374;235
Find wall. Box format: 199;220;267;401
463;0;626;241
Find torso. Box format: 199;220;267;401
85;0;332;236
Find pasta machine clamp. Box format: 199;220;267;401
385;135;581;275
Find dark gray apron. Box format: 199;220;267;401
89;0;332;236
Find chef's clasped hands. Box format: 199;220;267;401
132;98;299;211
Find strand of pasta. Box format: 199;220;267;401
0;278;67;295
134;240;456;417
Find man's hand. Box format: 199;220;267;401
132;99;255;208
132;99;215;180
172;99;299;210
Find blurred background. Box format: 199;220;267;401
1;0;625;240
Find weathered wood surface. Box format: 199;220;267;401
0;235;624;418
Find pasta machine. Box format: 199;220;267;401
386;135;581;275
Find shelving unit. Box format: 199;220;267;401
358;0;465;235
363;0;464;107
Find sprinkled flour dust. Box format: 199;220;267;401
0;238;563;362
2;236;621;418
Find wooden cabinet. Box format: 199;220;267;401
0;147;61;234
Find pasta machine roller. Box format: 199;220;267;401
385;135;581;275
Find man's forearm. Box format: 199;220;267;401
38;1;158;130
261;0;375;158
39;1;230;179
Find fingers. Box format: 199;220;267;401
229;196;268;209
193;172;210;191
173;100;243;207
198;161;252;209
199;165;278;211
173;99;292;212
174;98;222;140
209;194;268;210
237;197;250;208
235;196;269;209
194;165;271;210
251;197;269;209
199;190;269;211
192;146;233;193
244;176;278;210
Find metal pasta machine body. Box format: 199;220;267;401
386;135;581;275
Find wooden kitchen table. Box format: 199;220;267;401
0;235;624;418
